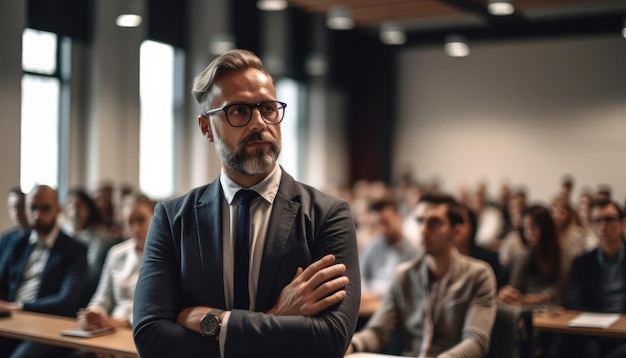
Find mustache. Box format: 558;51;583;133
241;131;275;146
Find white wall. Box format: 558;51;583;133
394;36;626;204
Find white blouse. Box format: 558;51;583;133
87;238;142;325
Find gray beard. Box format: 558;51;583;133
214;132;281;175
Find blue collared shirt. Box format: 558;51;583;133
598;243;625;313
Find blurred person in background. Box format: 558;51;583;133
548;199;626;358
0;185;88;358
498;205;566;306
77;194;155;333
63;188;120;305
551;195;586;259
359;198;418;315
347;194;496;357
578;190;599;250
92;182;124;241
471;182;504;251
455;204;503;288
0;188;29;266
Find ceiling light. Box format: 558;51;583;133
209;33;236;55
380;23;406;45
326;6;354;30
488;0;515;16
444;35;470;57
257;0;288;11
116;0;143;27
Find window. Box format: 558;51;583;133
139;40;177;199
21;29;63;192
276;78;302;178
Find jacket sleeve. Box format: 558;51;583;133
439;264;497;358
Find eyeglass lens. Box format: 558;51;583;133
591;216;620;225
226;101;284;127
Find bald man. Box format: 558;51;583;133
0;185;88;358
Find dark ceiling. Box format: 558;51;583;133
287;0;626;45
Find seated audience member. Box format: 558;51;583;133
77;194;155;331
472;183;504;251
0;188;29;265
346;194;497;357
498;205;565;306
577;190;599;250
551;195;586;260
455;204;504;288
63;188;120;304
92;182;124;241
498;189;529;282
0;185;88;358
359;198;418;312
548;199;626;358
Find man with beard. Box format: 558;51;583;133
0;185;88;357
346;194;496;357
133;49;360;358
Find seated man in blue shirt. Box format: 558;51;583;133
360;198;418;312
549;198;626;358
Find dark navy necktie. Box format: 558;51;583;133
234;189;259;310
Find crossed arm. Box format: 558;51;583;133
177;254;349;333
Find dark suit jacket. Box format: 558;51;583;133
0;228;24;268
0;229;88;317
565;242;626;312
133;170;361;358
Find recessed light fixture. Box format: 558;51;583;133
488;0;515;16
256;0;288;11
116;0;143;27
444;35;470;57
380;23;406;45
326;6;354;30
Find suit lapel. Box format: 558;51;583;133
195;180;226;306
255;172;300;311
11;234;33;299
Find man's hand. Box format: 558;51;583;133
0;300;22;311
497;285;521;303
267;254;349;316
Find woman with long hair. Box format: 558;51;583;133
63;188;120;303
498;205;565;305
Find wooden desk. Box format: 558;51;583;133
533;310;626;339
0;311;137;357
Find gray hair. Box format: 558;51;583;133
192;49;270;114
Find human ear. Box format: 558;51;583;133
198;115;214;142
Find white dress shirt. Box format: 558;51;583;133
218;165;282;357
15;226;60;304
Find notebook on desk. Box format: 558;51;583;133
60;326;116;338
568;313;620;329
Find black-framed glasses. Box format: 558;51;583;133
591;216;621;226
205;100;287;128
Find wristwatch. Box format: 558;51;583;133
199;309;224;337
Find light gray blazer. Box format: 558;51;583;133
352;249;497;358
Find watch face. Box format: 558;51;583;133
200;315;220;336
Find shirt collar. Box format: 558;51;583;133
28;225;60;249
220;165;282;206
